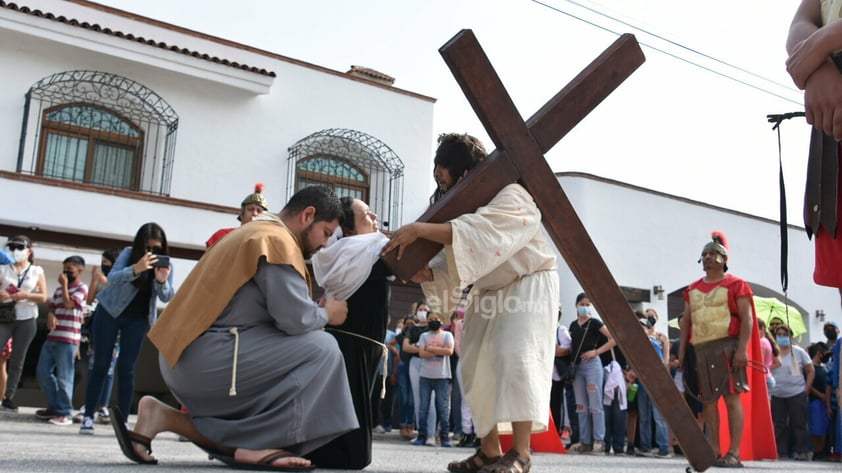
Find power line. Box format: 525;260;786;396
531;0;803;106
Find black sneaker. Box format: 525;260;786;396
1;398;18;411
457;433;476;447
35;408;58;420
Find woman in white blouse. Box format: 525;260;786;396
0;235;48;411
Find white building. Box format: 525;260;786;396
0;0;436;285
554;172;841;344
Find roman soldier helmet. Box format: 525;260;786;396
238;183;268;221
700;231;729;271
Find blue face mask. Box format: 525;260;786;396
576;306;590;317
776;336;790;347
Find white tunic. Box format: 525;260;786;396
421;183;559;436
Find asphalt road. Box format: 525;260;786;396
1;406;839;472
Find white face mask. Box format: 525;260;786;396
12;249;28;264
415;310;428;321
395;328;402;335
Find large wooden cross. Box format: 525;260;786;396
382;30;717;471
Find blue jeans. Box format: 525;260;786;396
397;360;414;427
418;377;450;440
410;357;436;434
36;340;78;416
87;337;120;409
638;383;669;453
84;306;148;417
573;357;605;443
604;392;627;453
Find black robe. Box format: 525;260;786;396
305;259;391;469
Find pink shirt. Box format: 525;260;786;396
759;336;774;378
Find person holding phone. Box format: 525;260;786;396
79;223;173;435
0;235;49;412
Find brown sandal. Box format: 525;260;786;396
447;448;502;473
714;452;744;468
479;449;531;473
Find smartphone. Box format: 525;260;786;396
152;255;170;268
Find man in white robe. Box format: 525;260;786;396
384;133;559;473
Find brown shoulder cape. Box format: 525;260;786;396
148;217;310;367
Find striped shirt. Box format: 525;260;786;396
47;280;88;345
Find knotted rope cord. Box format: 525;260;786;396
228;327;240;396
326;328;389;399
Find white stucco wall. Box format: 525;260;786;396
554;173;840;345
0;26;434;219
0;1;435;293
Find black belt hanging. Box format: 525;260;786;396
766;111;805;295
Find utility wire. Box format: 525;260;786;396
531;0;803;106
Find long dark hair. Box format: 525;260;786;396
429;133;487;204
129;223;168;288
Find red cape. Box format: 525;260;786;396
715;299;776;461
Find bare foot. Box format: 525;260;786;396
128;396;177;462
234;448;312;468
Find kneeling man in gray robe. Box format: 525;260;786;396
119;185;356;470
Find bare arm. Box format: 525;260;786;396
424;342;454;357
787;0;842;138
787;0;825;85
16;271;48;304
734;296;753;369
402;336;420;355
381;222;453;261
678;303;691;369
803;361;816;395
582;325;615;362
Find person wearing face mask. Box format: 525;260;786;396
770;324;814;460
566;293;616;455
0;235;49;412
807;342;831;460
34;255;88;426
403;301;438;446
412;312;455;447
75;247;122;425
392;315;418;439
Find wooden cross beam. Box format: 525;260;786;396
382;30;717;472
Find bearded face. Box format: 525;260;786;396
300;219;339;259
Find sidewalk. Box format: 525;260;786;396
1;406;839;472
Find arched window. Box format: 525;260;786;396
18;70;178;195
296;156;368;201
288;129;405;229
37;104;143;189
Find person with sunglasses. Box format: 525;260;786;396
0;235;48;411
79;223;173;435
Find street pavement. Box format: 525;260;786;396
1;406;840;472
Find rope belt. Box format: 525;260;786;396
226;326;388;399
326;328;389;399
228;327;240;396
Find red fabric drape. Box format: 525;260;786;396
715;302;777;460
